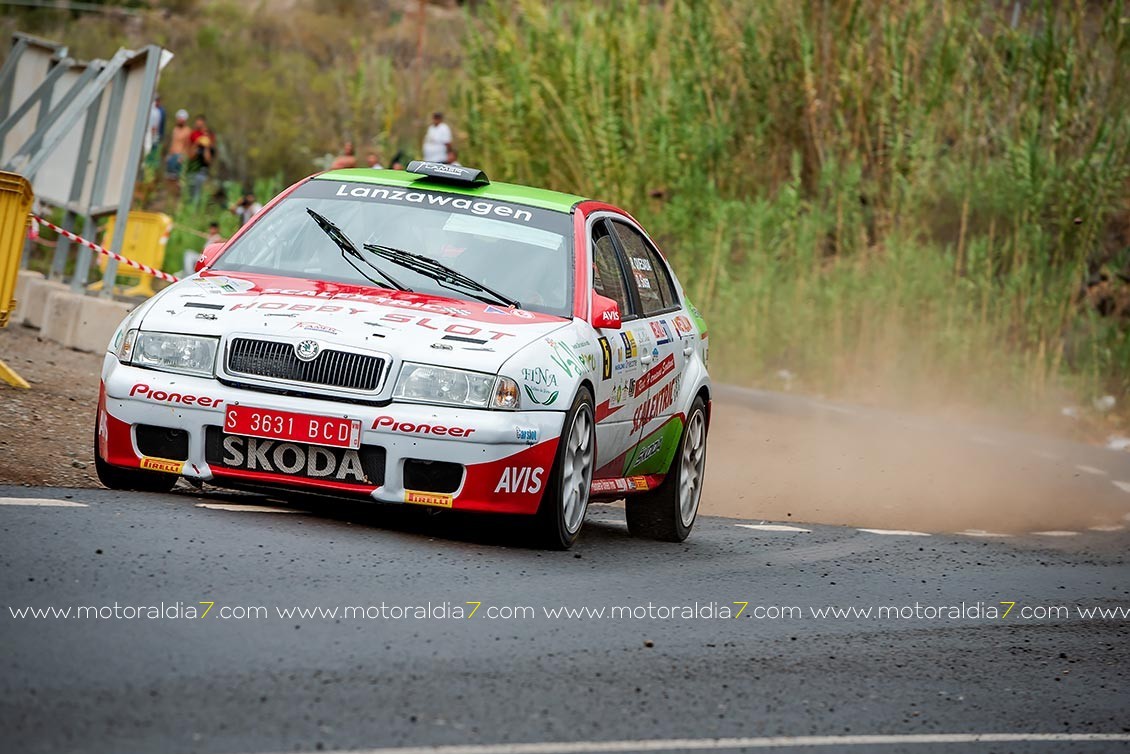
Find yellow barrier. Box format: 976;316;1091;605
0;171;32;388
91;210;172;297
0;171;33;328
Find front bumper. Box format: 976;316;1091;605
98;355;564;515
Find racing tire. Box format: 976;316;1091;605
626;395;708;542
533;386;595;550
93;411;179;493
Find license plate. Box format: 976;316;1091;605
224;405;361;449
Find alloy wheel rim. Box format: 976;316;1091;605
678;410;706;527
561;405;594;534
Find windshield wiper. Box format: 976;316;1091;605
361;242;520;309
305;208;410;292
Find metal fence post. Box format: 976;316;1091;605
100;46;161;298
70;67;124;294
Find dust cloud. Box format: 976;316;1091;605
701;400;1128;534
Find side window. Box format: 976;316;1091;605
591;221;634;320
611;221;678;315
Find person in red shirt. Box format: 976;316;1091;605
188;115;216;202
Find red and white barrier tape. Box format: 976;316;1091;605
33;215;180;284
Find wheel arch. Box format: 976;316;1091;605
695;383;711;430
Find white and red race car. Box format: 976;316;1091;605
96;162;710;547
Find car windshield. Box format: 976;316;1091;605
210;178;575;317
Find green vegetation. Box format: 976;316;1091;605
6;1;1129;419
463;0;1130;414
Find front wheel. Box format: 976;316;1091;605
626;396;708;541
533;387;595;549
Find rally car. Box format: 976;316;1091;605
95;161;711;548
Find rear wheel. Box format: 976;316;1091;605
626;396;708;541
94;410;179;493
533;387;595;549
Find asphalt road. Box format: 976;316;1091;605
1;481;1128;754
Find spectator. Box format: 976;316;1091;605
188;115;216;202
165;109;191;185
422;111;452;163
331;141;357;169
205;222;225;246
231;193;262;226
390;151;406;171
153;95;166;141
146;95;165;166
365;151;383;169
445;147;462;166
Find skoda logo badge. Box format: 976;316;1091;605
295;339;320;361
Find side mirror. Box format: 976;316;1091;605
195;242;224;272
590;293;621;330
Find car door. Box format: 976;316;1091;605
607;219;687;477
588;217;647;476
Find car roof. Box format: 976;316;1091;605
314;168;589;214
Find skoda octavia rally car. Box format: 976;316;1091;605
95;161;711;548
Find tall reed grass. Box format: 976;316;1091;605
462;0;1130;411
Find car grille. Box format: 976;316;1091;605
226;338;384;392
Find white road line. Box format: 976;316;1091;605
1113;481;1130;494
857;528;930;537
256;732;1130;754
735;524;812;533
1033;530;1079;537
1075;464;1108;476
1089;525;1125;532
195;503;297;513
0;497;88;507
956;530;1013;538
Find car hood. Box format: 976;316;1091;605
138;271;571;373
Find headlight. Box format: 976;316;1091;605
394;363;520;410
126;331;219;377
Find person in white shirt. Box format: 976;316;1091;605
231;193;262;226
422;112;452;163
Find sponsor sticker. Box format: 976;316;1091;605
140;457;184;475
292;321;339;335
192;276;254;295
515;427;539;444
494;466;544;494
636;437;662;464
405;490;454;508
212;434;371;483
598;336;612;380
372;415;475;437
633;375;681;432
619;330;637;359
130;383;222;408
635;353;676;397
521;366;560;406
673;315;694;336
546;338;591;378
610;378;636;407
590;476;654;495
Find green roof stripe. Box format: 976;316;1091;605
314;169;587;213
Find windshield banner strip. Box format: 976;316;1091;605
300;180;564;228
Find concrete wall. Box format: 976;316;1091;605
14;270;133;353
